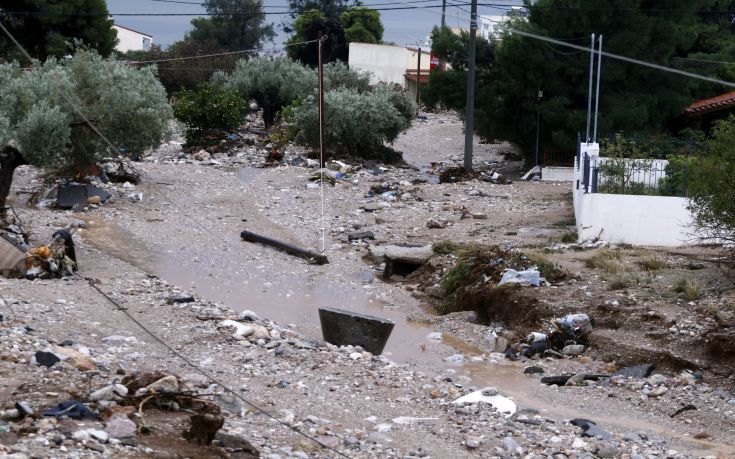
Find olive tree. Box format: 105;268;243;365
218;57;372;129
0;50;173;211
290;85;415;158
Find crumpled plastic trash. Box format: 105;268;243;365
44;400;97;420
452;390;516;418
498;268;543;287
556;313;594;336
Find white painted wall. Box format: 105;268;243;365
541;166;574;182
114;25;153;53
575;193;692;246
348;42;407;86
405;47;432;73
573;142;694;247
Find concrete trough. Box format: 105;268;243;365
318;307;395;355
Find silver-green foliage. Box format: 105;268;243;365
291;85;416;157
222;57;315;128
0;50;173;172
220;57;375;127
323;61;372;93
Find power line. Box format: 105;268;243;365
509;28;735;88
0;5;473;17
125;40;317;64
672;56;735;66
150;0;448;6
478;3;735;14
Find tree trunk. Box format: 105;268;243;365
0;146;27;217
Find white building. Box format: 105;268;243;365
113;24;153;53
479;7;528;40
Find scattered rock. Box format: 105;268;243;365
105;413;137;439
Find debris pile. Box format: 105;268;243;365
0;213;76;279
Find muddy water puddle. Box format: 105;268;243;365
78;215;441;363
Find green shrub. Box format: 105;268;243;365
441;260;474;294
0;49;172;173
659;154;695;197
323;61;372;93
222;57;316;129
290;86;415;158
173;83;246;145
525;253;567;283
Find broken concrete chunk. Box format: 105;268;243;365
368;244;433;264
561;344;586;356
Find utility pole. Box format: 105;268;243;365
441;0;446;28
318;33;327;167
535;89;543;167
586;33;595;143
416;47;421;106
593;35;603;143
463;0;477;170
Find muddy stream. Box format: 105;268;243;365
73;170;729;457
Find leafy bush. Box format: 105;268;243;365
126;39;242;94
687;117;735;246
659;154;695;197
0;49;173;208
289;86;415;158
323;61;372;92
0;50;171;171
222;57;316;128
173;83;246;145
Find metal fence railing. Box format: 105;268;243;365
542;149;576;167
590;159;688;197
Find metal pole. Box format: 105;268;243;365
441;0;446;28
463;0;477;171
593;35;603;143
416;47;421;105
586;33;595;143
535;106;540;167
318;33;326;167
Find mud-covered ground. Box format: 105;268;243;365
1;112;734;458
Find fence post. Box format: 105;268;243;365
591;162;598;193
582;153;590;193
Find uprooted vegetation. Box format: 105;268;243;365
428;243;567;327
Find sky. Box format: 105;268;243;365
107;0;524;49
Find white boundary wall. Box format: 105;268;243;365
348;43;407;86
541;166;574;181
575;193;692;246
573;142;693;247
